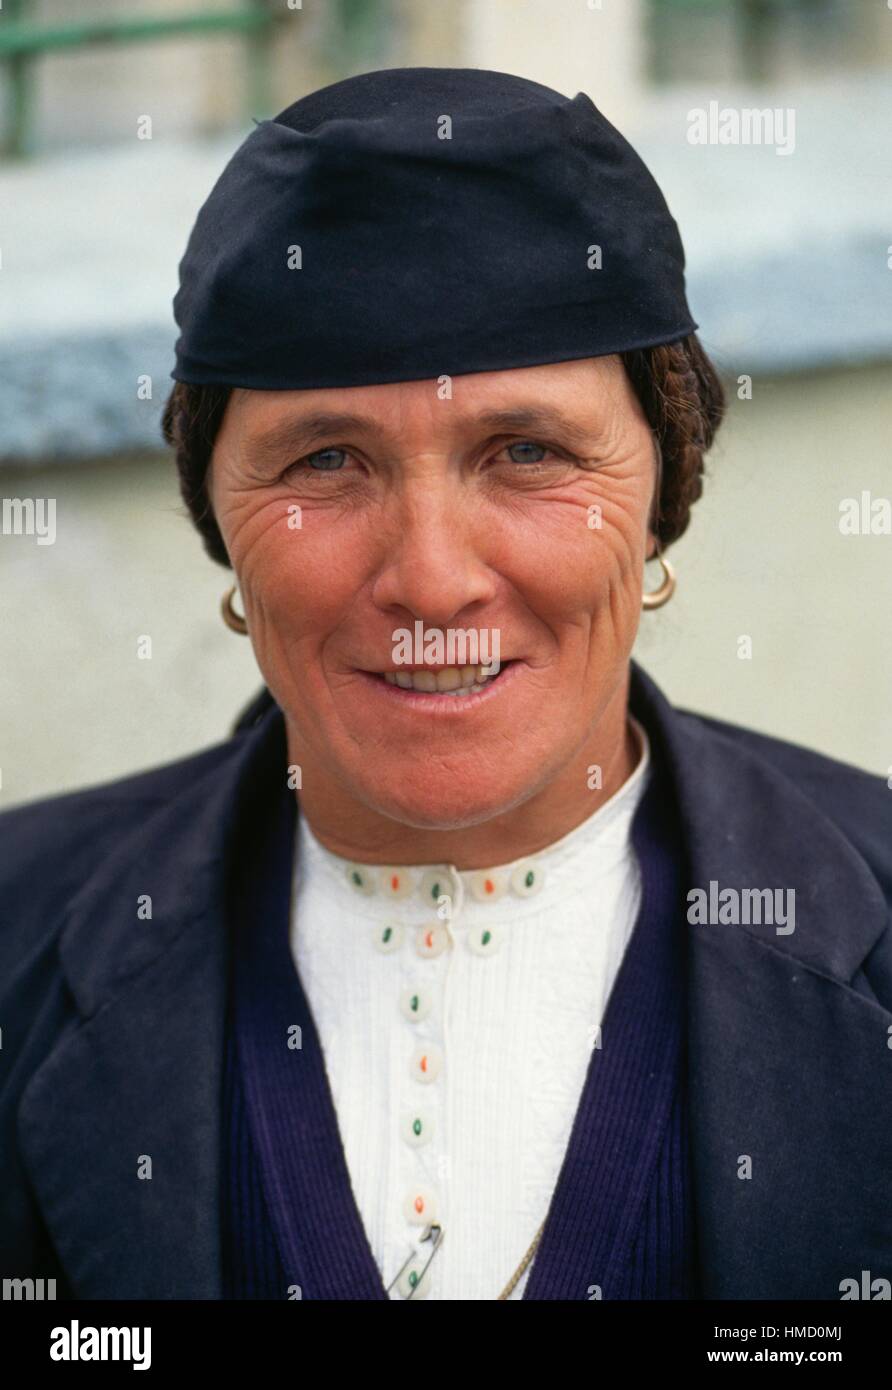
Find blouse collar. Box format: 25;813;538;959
296;716;651;914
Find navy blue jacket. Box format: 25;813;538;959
1;662;891;1299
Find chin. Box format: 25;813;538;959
353;769;534;834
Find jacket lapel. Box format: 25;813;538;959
629;664;892;1299
16;708;285;1299
228;764;391;1300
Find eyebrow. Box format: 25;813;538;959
243;413;383;470
471;407;597;451
243;403;599;469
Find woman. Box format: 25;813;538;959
1;68;890;1302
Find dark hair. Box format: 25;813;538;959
161;333;726;569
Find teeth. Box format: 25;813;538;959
382;664;499;693
438;682;491;697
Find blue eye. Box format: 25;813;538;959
506;440;548;464
306;447;347;470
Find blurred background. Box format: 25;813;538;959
1;0;890;806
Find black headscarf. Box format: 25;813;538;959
172;67;696;390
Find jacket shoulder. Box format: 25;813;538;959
0;733;244;968
683;708;892;898
675;706;892;1011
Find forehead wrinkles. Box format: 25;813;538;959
387;363;630;451
229;364;632;467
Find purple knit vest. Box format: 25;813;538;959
220;724;697;1300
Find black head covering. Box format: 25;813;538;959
172;67;697;390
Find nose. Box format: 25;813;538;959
371;473;498;627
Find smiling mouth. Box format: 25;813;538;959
371;661;514;697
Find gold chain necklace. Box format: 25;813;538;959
496;1219;546;1300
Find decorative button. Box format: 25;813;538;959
410;1043;443;1084
395;1256;433;1299
399;986;432;1023
346;863;376;896
466;923;503;957
379;867;416;899
468;870;507;903
418;868;451;910
509;859;543;898
403;1186;438;1224
372;921;404;954
400;1109;435;1148
414;923;450;959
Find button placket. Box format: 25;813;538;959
396;864;461;1295
369;853;553;1298
339;841;560;1299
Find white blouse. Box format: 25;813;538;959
289;716;652;1300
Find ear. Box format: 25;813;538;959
645;530;659;562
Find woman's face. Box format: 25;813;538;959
209;355;657;830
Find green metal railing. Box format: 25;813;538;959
0;0;283;157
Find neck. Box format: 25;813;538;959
285;670;638;871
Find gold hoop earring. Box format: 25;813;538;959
221;585;249;634
642;553;676;611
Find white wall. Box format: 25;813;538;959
637;361;892;775
461;0;645;125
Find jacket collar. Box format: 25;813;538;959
18;662;892;1298
630;662;888;977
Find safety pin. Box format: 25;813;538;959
385;1222;444;1299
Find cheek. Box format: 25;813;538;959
216;487;370;645
482;477;649;631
